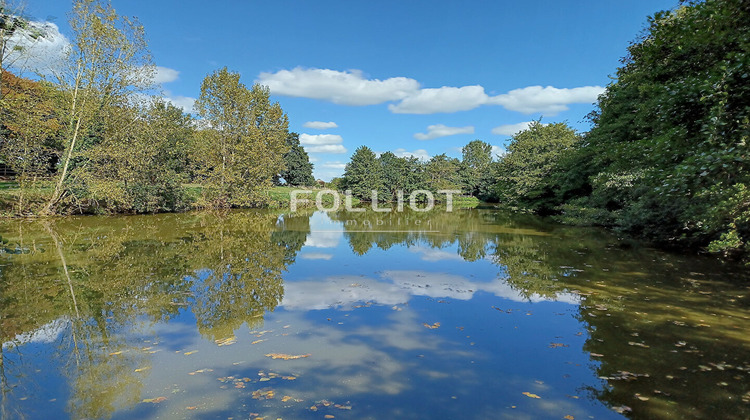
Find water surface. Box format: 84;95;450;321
1;208;748;419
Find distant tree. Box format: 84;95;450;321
460;140;493;198
496;121;578;212
425;153;463;192
378;152;426;200
342;146;382;200
277;132;314;186
193;67;289;208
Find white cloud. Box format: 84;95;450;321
409;246;465;262
491;145;506;158
257;67;420;106
256;67;604;115
5;21;69;74
489;85;604;115
163;94;196;114
393;148;430;161
154;66;180;84
491;121;538;136
303;121;339;130
305;144;348;154
389;85;488;114
321;161;347;169
414;124;475;140
300;134;343;146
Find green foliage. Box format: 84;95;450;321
558;0;750;254
425;153;463;192
277;132;315;186
342;146;383;200
460;140;494;198
495;121;579;213
379;151;427;200
193;67;289;208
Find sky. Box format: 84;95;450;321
12;0;679;181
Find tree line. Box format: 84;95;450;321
333;139;495;203
0;0;314;215
339;0;749;258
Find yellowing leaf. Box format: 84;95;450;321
522;392;541;399
564;416;575;420
184;350;198;356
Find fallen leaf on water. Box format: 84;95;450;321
184;351;198;356
281;396;292;402
282;376;297;380
109;351;123;356
549;343;569;348
134;367;150;373
423;322;440;329
522;392;541;399
628;341;650;348
564;416;575;420
252;389;275;399
186;406;197;410
142;397;167;404
334;404;352;410
251;339;266;345
265;353;311;360
325;416;335;419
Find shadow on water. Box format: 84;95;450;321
0;207;747;419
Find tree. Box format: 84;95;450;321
564;0;750;254
42;0;154;214
379;151;426;200
342;146;382;200
277;132;314;186
425;153;463;192
193;67;289;208
79;98;192;213
0;72;62;213
460;140;493;198
496;121;579;212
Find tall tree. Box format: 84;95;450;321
343;146;382;200
193;67;289;207
277;132;314;186
460;140;493;197
495;121;579;212
42;0;154;214
425;153;462;192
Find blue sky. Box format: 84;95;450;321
16;0;678;180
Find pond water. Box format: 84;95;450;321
0;208;749;419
